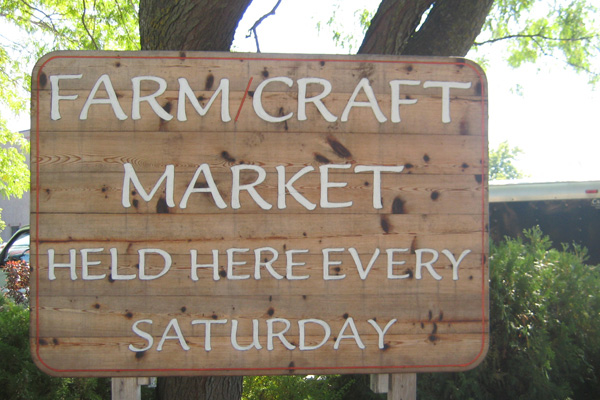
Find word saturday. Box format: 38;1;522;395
128;316;398;353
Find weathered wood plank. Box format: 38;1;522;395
34;130;484;173
388;374;417;400
35;172;484;215
32;332;488;377
34;230;484;250
34;213;486;241
111;378;140;400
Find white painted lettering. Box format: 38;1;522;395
442;249;472;281
177;77;231;122
355;165;405;209
157;318;190;351
253;77;294;122
297;78;337;122
110;247;136;280
323;248;346;280
227;248;251;280
368;318;397;349
390;80;420;123
276;165;316;210
267;318;296;350
138;249;172;280
415;248;442;280
334;317;365;349
80;74;127;120
122;163;175;208
299;319;331;350
349;247;380;280
231;165;272;210
320;164;352;208
254;247;283;280
286;249;309;280
81;248;106;280
129;319;154;352
180;163;227;209
131;76;172;121
191;319;227;351
231;319;263;351
341;78;387;123
48;249;77;280
190;249;220;281
50;74;82;120
423;81;472;123
386;248;411;279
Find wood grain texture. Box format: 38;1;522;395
30;51;488;377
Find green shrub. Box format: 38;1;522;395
242;374;383;400
0;295;111;400
418;228;600;399
243;375;345;400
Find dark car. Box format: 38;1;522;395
0;225;30;266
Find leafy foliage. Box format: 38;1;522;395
479;0;599;84
243;374;382;400
0;126;29;199
243;375;338;400
1;259;30;305
0;0;137;121
320;4;375;54
321;0;599;83
0;0;140;231
0;295;112;400
418;228;600;399
489;141;526;180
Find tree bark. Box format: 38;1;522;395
359;0;435;55
157;376;243;400
139;0;253;51
359;0;494;57
402;0;494;56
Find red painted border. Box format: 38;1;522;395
33;52;488;374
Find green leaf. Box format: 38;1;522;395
489;141;526;180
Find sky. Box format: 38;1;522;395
230;0;600;183
4;0;599;183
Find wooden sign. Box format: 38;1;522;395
30;51;488;377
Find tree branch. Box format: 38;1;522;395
490;32;599;83
81;0;99;50
359;0;434;55
401;0;494;56
246;0;282;53
113;0;138;45
19;0;60;34
474;33;595;46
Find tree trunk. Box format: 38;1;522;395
139;2;252;398
359;0;494;57
157;376;243;400
139;0;253;51
401;0;494;56
359;0;435;55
